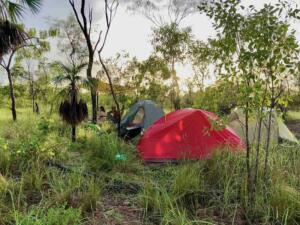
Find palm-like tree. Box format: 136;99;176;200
54;62;88;142
0;0;42;58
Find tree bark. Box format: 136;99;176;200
96;92;99;111
72;125;76;142
170;58;180;110
87;56;97;123
30;80;35;113
99;56;121;134
7;69;17;121
254;109;263;186
245;101;253;204
264;106;273;187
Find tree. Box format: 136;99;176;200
97;0;121;133
129;0;201;110
127;0;199;26
200;0;300;204
69;0;118;123
50;14;87;64
188;40;211;91
0;36;42;121
0;0;42;59
12;32;50;114
133;55;171;105
152;23;191;109
54;62;88;142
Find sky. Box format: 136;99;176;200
1;0;300;86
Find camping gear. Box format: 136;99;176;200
137;109;244;161
115;153;126;161
229;108;298;147
85;123;101;132
119;100;164;139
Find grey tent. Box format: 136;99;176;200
119;100;164;139
229;108;298;148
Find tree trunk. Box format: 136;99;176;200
72;125;76;142
96;92;99;111
264;107;273;187
99;55;121;135
170;59;180;110
245;101;253;204
7;69;17;121
254;109;263;186
87;54;97;123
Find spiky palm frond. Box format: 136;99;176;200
0;20;27;57
0;0;43;21
53;62;87;84
59;99;88;126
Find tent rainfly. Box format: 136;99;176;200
119;100;164;139
138;109;245;161
229;108;298;147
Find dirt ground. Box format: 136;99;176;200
89;194;148;225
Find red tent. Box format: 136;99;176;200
137;109;245;161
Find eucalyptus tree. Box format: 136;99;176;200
51;14;87;64
199;0;300;202
133;55;171;105
97;0;121;132
127;0;200;26
0;34;45;121
188;40;211;91
151;23;191;109
69;0;119;124
12;31;50;114
128;0;199;109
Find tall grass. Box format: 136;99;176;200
0;106;299;224
139;149;300;225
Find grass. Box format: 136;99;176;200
286;110;300;121
0;104;299;224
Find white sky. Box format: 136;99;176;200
1;0;300;86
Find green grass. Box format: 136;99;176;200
286;111;300;121
0;103;299;225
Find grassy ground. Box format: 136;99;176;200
286;111;300;121
0;105;299;225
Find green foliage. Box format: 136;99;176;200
192;78;238;115
152;23;192;64
79;131;139;172
14;206;83;225
0;104;299;224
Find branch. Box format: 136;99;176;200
80;0;88;31
69;0;85;34
98;0;119;54
88;6;93;36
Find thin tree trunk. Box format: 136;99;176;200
171;58;180;110
7;69;17;121
254;108;263;186
96;92;99;111
99;56;121;134
264;106;273;187
254;87;267;187
70;83;77;142
87;55;97;124
72;125;76;142
245;102;253;204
